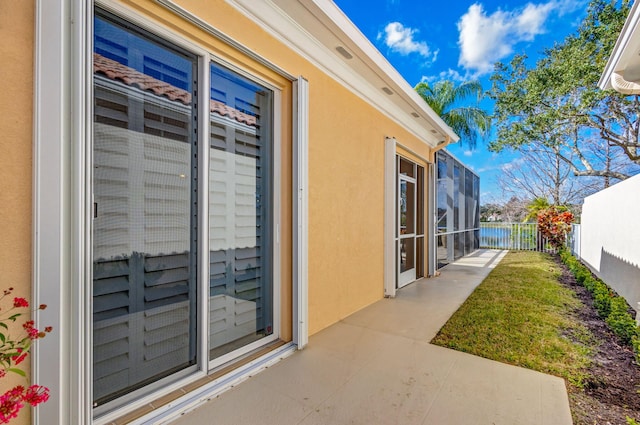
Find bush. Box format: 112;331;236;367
575;267;591;284
559;251;640;363
593;282;613;318
582;276;597;293
607;298;638;345
537;208;574;248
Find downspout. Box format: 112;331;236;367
610;72;640;95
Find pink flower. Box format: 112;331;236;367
12;298;28;308
23;385;49;407
0;387;24;424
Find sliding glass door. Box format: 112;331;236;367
208;63;275;364
92;9;277;412
92;12;198;407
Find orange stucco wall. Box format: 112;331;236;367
0;1;35;423
123;0;434;336
6;1;437;387
1;0;437;421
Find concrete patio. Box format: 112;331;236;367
171;249;573;425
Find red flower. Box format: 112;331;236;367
0;387;25;423
22;385;49;407
44;326;53;333
11;349;27;366
12;298;28;308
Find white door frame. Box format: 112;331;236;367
397;172;417;288
384;138;430;297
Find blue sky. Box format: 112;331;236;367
333;0;589;204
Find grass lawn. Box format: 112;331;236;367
431;250;594;387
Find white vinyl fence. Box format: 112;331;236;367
480;223;557;252
579;174;640;318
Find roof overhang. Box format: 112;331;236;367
599;1;640;93
226;0;459;148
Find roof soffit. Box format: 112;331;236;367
226;0;458;147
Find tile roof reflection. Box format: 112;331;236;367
94;53;257;127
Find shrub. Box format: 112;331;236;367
559;251;640;364
582;276;597;293
593;282;613;318
537;208;574;248
607;298;638;345
575;267;591;284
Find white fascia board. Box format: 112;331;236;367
599;0;640;90
306;0;458;141
226;0;458;148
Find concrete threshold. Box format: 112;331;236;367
170;249;572;425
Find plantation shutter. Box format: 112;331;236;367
208;63;272;360
92;15;198;406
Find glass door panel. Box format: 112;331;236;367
397;157;425;288
92;12;197;407
399;238;415;273
400;180;415;235
398;172;416;288
208;62;274;363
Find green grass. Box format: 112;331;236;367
431;251;594;387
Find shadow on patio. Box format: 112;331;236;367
170;249;571;425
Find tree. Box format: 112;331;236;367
500;196;529;223
415;80;491;149
497;145;602;207
490;0;640;183
524;197;551;223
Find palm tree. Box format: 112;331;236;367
414;80;491;149
523;197;551;223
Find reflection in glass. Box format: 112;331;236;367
399;157;415;177
208;62;273;361
399;180;415;235
92;13;197;406
400;238;415;273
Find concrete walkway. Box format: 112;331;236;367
172;249;573;425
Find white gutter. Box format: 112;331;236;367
610;71;640;95
226;0;459;148
599;0;640;91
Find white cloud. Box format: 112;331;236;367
378;22;435;60
463;150;473;157
420;68;468;84
501;157;526;171
457;1;567;75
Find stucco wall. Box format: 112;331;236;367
0;0;35;423
16;0;436;360
147;0;434;335
580;174;640;316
